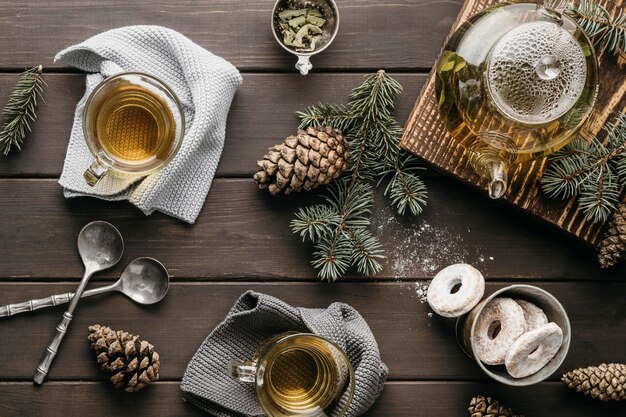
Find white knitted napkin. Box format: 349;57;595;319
55;26;242;223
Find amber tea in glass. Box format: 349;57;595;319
82;72;185;186
230;333;355;417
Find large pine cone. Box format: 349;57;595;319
562;363;626;401
468;395;523;417
598;204;626;268
88;324;160;392
253;126;349;195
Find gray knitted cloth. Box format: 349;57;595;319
181;291;388;417
55;26;242;223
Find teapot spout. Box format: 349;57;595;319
485;161;508;199
468;143;509;199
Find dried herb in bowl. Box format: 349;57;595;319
278;6;326;52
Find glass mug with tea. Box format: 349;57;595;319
82;72;185;186
229;333;355;417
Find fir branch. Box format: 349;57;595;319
567;0;626;56
380;153;428;216
292;205;341;242
578;166;620;221
347;227;384;276
291;71;428;281
323;180;373;228
386;170;428;216
312;233;352;282
541;112;626;223
291;180;384;281
0;65;46;156
297;103;356;133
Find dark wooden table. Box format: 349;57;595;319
0;1;624;416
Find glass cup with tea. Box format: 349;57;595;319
229;332;355;417
82;72;185;186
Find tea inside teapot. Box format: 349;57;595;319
436;0;599;198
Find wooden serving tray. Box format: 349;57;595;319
400;0;626;246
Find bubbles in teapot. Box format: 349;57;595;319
486;21;587;125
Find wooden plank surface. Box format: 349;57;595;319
0;282;624;381
0;0;462;71
0;73;426;178
0;178;623;280
0;1;624;416
0;381;624;417
400;0;626;246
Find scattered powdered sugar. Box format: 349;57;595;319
371;203;494;309
414;281;430;303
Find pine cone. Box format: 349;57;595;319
253;126;349;195
468;395;523;417
562;363;626;401
598;204;626;268
87;324;160;392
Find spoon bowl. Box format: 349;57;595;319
116;257;170;305
77;221;125;271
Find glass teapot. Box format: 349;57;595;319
436;0;599;198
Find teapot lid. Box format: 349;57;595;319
486;19;587;125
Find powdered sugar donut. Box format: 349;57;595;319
473;297;526;365
505;322;563;378
515;299;548;331
426;264;485;318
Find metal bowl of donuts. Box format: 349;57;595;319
456;284;571;386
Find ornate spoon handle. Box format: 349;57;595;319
0;284;113;319
34;268;95;384
0;293;74;318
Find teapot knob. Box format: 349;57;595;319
543;0;568;15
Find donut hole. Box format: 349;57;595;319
447;277;463;295
528;344;543;360
487;320;502;340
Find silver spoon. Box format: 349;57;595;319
33;221;124;385
0;258;169;318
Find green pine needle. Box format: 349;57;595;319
578;167;620;221
541;112;626;223
312;233;352;282
297;103;356;133
291;71;428;281
292;204;341;242
567;0;626;57
0;65;46;156
386;171;428;216
347;227;385;276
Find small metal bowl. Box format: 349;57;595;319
455;284;571;386
271;0;340;75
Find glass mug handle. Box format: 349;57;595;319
229;359;257;383
83;153;113;186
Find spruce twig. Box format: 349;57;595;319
541;112;626;223
291;71;428;281
0;65;46;156
566;0;626;57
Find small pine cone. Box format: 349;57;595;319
468;395;523;417
253;126;349;195
562;363;626;401
598;204;626;268
88;324;160;393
